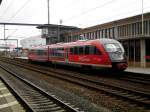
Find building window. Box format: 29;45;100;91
119;26;121;37
107;29;110;38
132;23;136;36
149;20;150;35
95;30;99;39
102;29;105;38
84;33;86;38
148;20;150;35
112;27;115;38
128;24;132;36
105;29;107;38
93;32;96;39
144;20;148;35
137;22;140;35
89;32;91;39
99;30;102;38
109;28;112;38
87;33;89;39
125;25;127;37
122;25;124;37
120;26;123;37
44;28;48;34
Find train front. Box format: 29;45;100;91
101;39;128;71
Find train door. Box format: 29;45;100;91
65;48;69;62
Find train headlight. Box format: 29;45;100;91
111;52;124;60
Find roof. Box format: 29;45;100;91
82;12;150;31
37;24;80;30
47;38;119;48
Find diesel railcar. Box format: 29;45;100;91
28;39;127;71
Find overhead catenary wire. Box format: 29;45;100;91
63;0;144;27
8;0;31;22
63;0;140;24
82;5;150;28
6;29;18;39
63;0;117;23
0;0;15;18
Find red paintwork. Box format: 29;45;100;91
47;40;111;67
28;39;127;70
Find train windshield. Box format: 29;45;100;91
104;43;125;61
104;43;124;53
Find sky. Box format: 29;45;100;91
0;0;150;46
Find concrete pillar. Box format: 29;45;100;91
140;38;146;67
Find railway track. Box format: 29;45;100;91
120;72;150;85
13;57;150;85
0;57;150;110
0;63;80;112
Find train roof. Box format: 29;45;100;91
47;38;119;48
29;45;48;50
29;38;120;50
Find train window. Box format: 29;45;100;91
79;47;84;55
70;48;74;54
89;46;101;55
55;48;57;56
74;47;78;55
37;50;45;55
94;46;101;55
50;48;52;56
85;46;90;55
51;48;55;56
60;48;64;57
38;50;40;55
49;48;64;57
32;50;35;55
89;46;94;54
52;49;55;56
58;48;64;57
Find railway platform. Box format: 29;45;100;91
15;57;28;60
0;74;25;112
125;67;150;75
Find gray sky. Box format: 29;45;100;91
0;0;150;46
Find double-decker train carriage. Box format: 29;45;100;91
28;38;127;71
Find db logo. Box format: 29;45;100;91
79;56;90;62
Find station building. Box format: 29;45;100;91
37;24;80;45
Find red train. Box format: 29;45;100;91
28;39;127;71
